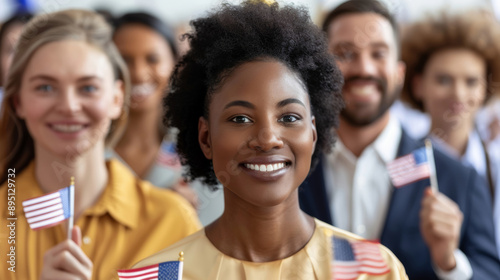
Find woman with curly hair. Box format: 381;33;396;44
129;2;407;279
0;9;200;279
401;10;500;257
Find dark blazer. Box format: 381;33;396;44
299;129;500;279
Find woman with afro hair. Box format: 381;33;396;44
400;10;500;258
128;1;407;279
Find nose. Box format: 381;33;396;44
457;83;467;98
348;52;377;77
248;125;284;152
128;59;150;84
56;88;81;115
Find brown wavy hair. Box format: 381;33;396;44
401;10;500;111
0;9;130;184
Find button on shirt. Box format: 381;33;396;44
323;115;472;280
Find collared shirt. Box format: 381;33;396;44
326;114;401;240
0;159;201;280
323;114;472;280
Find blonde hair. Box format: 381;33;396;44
401;10;500;111
0;9;130;184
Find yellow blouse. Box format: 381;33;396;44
134;219;407;280
0;159;201;280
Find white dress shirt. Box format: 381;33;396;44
325;114;401;240
324;114;472;280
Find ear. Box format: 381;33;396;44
311;116;317;152
412;75;424;101
109;80;124;119
198;116;212;159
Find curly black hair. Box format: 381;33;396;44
165;1;344;187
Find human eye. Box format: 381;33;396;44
334;49;354;62
278;114;301;124
35;84;54;93
466;77;480;87
372;49;387;60
229;115;252;123
147;54;160;65
80;85;98;94
436;75;452;85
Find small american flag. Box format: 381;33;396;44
22;185;73;230
386;147;431;188
331;237;390;280
117;260;183;280
157;142;182;170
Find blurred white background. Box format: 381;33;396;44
0;0;497;27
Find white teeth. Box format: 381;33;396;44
351;85;377;96
52;124;84;132
267;164;273;171
244;162;286;172
131;83;156;97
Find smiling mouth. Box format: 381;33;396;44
243;162;290;172
350;84;378;96
50;124;87;133
131;83;157;98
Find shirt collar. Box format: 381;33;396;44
331;114;402;164
373;114;402;163
13;159;141;229
84;159;140;229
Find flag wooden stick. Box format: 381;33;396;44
67;176;75;240
425;139;439;192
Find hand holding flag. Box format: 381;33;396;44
39;225;93;280
26;177;93;279
420;188;463;271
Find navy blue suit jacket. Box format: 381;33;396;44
299;129;500;279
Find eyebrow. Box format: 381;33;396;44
28;75;104;82
224;100;255;110
223;98;305;110
333;41;389;50
28;75;57;82
277;98;305;108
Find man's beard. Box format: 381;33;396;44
340;75;400;127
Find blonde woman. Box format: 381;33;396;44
0;10;200;280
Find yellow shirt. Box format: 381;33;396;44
134;219;407;280
0;159;201;280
